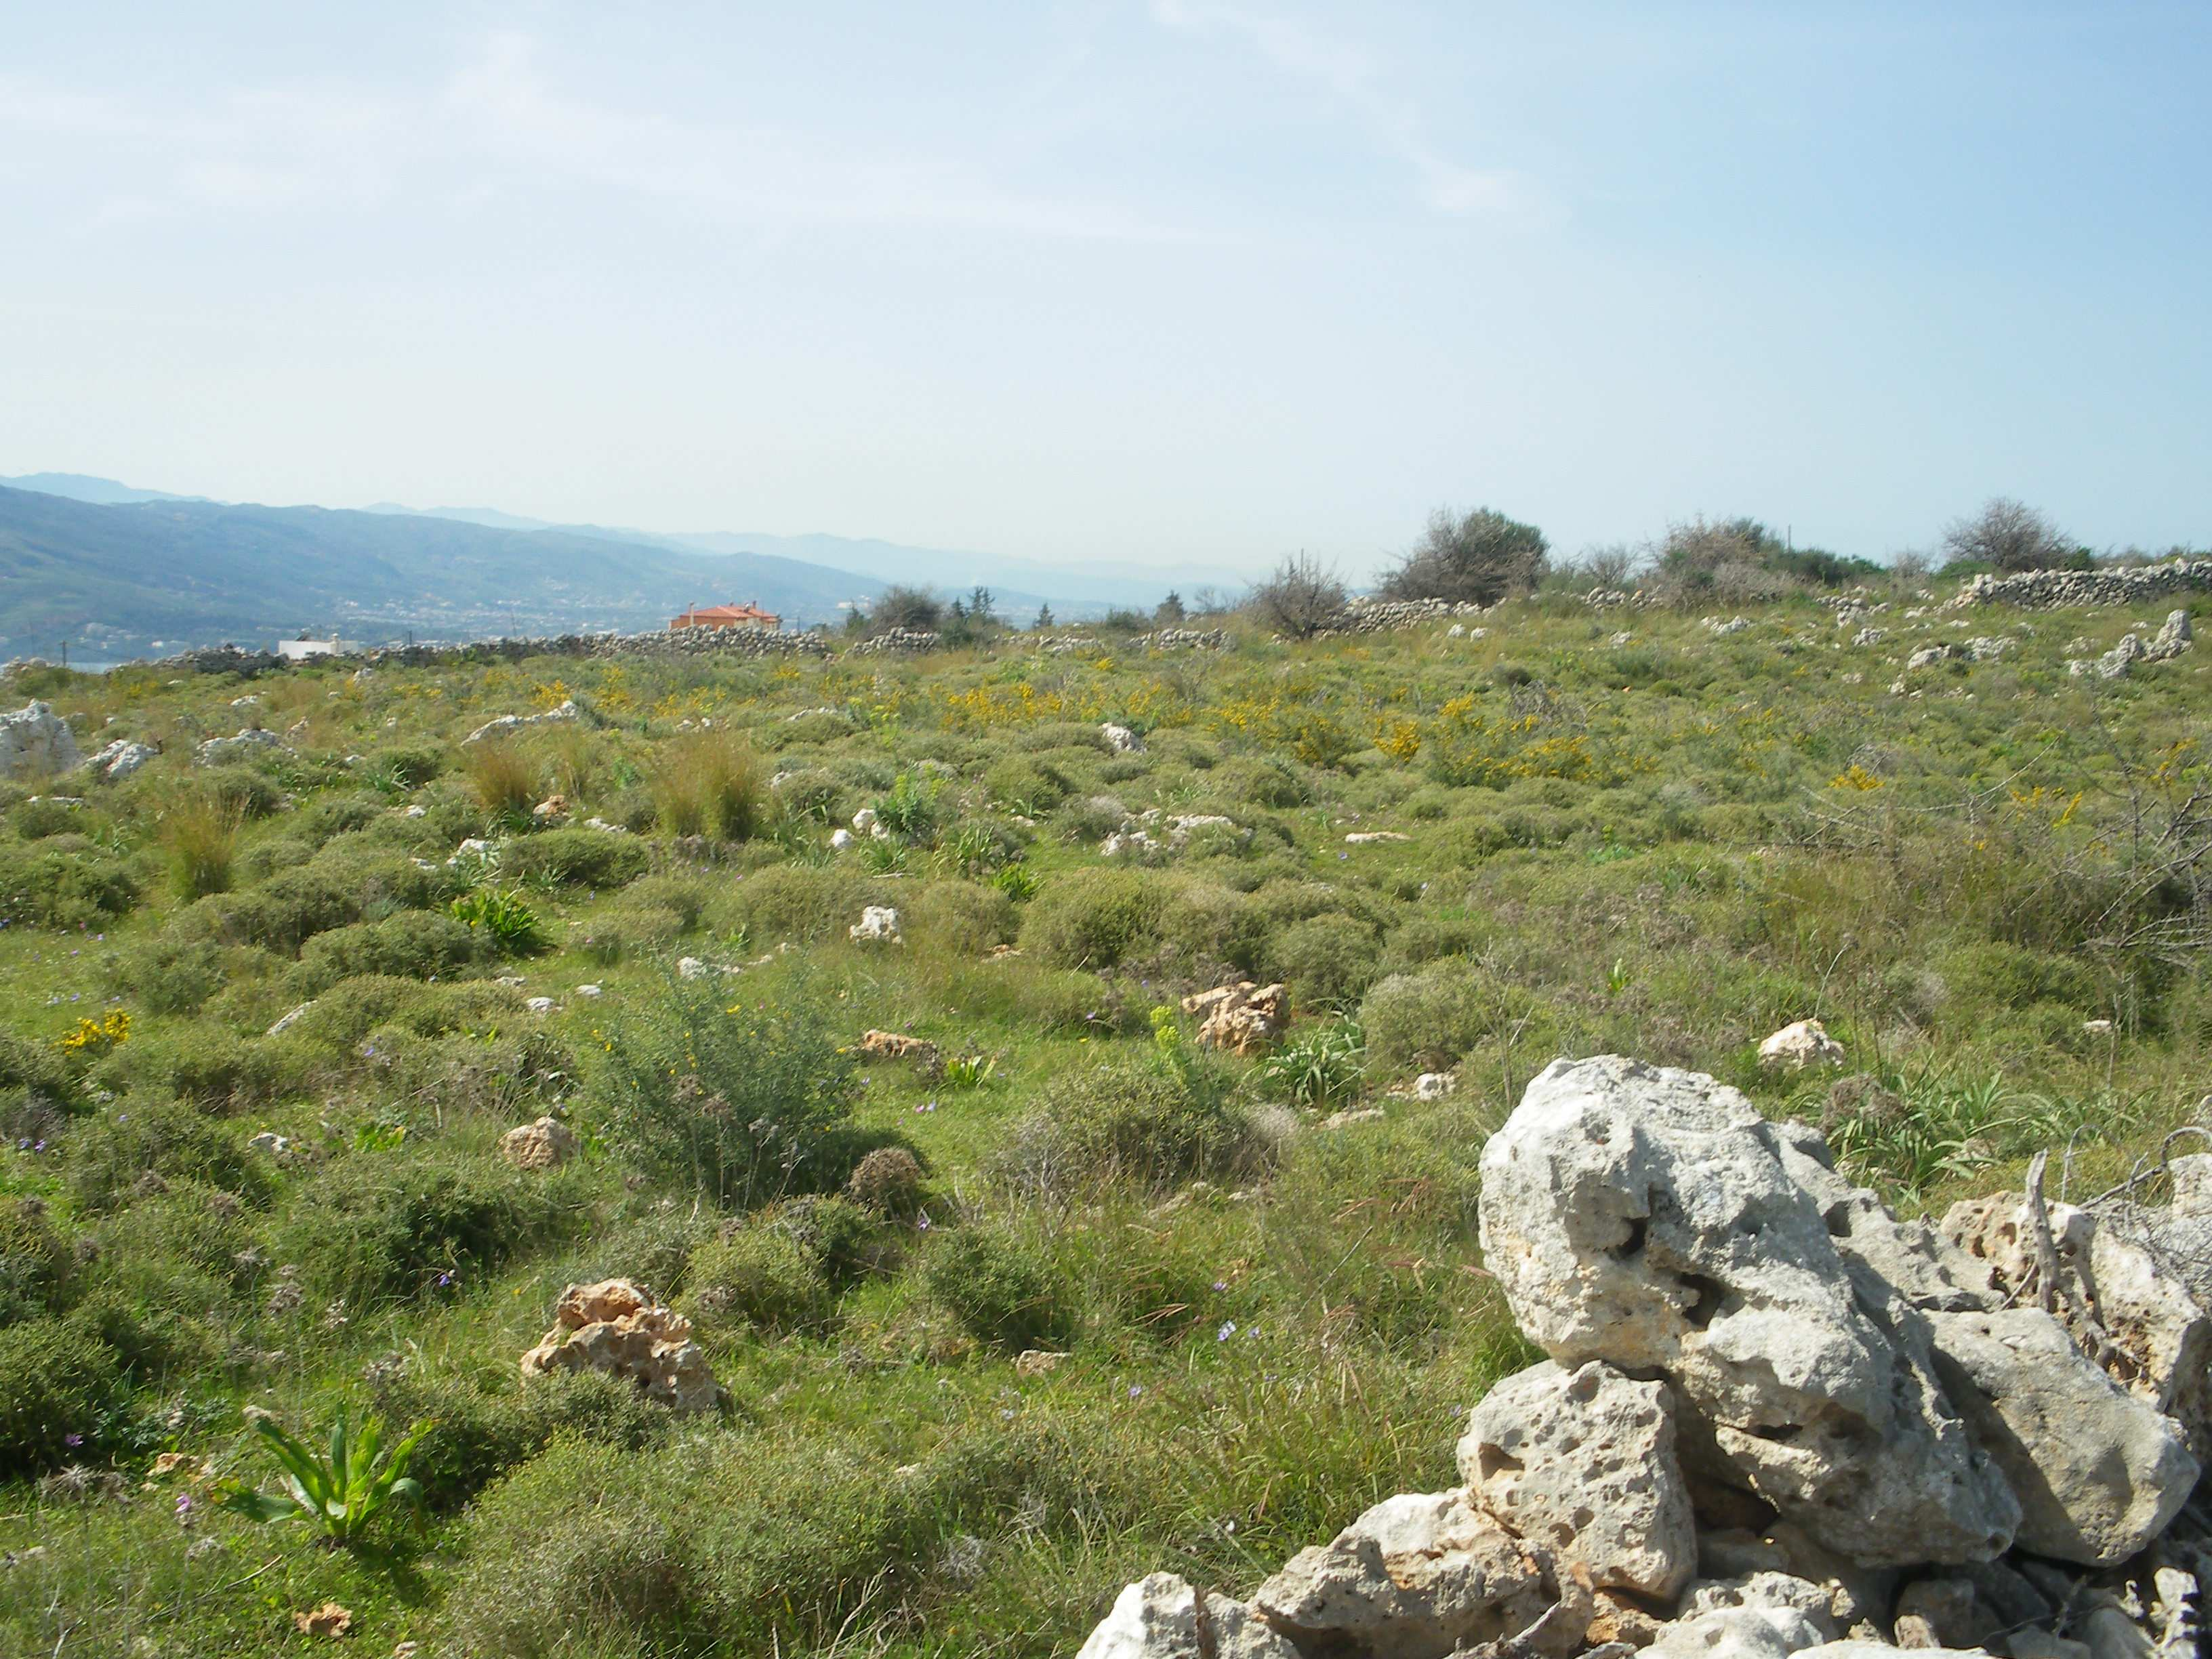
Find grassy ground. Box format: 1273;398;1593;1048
1;585;2207;1656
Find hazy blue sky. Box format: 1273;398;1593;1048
3;3;2206;577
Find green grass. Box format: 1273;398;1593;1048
1;583;2209;1653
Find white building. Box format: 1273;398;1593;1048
275;636;340;661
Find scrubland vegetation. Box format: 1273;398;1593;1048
1;552;2209;1655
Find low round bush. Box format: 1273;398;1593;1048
281;1158;567;1305
499;825;649;888
375;1368;674;1510
998;1059;1258;1193
906;880;1018;957
846;1146;924;1216
1019;868;1165;970
925;1229;1069;1351
0;843;139;930
0;1317;119;1477
1269;914;1384;1008
685;1227;827;1332
294;912;490;992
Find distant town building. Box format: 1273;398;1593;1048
275;635;340;661
670;602;781;632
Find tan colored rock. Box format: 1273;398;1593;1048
1184;983;1289;1057
859;1029;941;1067
499;1115;577;1171
1015;1349;1069;1379
519;1278;718;1412
1461;1359;1695;1599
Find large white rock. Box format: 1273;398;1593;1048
1477;1056;2019;1567
1460;1359;1696;1599
0;701;80;779
1251;1490;1549;1659
849;905;903;945
1076;1573;1299;1659
1101;723;1145;754
1758;1019;1845;1072
1924;1307;2196;1565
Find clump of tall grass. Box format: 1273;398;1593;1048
539;725;600;804
161;790;243;900
651;729;767;840
466;741;537;823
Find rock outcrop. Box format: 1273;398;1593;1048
0;701;81;779
499;1116;577;1171
1185;983;1289;1057
518;1279;718;1412
1074;1053;2212;1659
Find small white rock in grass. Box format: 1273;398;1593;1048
575;984;602;999
677;957;708;980
852;807;878;835
1414;1072;1454;1101
247;1132;293;1155
1101;722;1145;754
1757;1017;1845;1071
849;906;903;945
1345;831;1408;845
525;996;556;1015
830;827;855;851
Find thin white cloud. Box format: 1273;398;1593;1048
0;35;1193;243
1149;0;1521;216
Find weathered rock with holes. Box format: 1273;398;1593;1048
859;1029;941;1067
1460;1359;1696;1599
518;1279;718;1412
1184;983;1290;1057
1075;1572;1301;1659
1944;1193;2212;1458
499;1115;577;1171
849;905;903;945
1477;1056;2020;1568
1250;1490;1552;1659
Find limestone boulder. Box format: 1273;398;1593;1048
519;1278;718;1412
1477;1056;2019;1567
1758;1020;1845;1072
499;1115;577;1171
850;905;903;944
1075;1573;1298;1659
196;726;285;765
1101;723;1145;755
79;738;156;782
1184;983;1289;1057
1460;1359;1696;1599
1923;1307;2196;1565
1943;1193;2212;1457
0;701;80;779
1251;1490;1551;1659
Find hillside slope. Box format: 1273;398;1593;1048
0;485;879;658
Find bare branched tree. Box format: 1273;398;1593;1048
1941;498;2072;574
1250;553;1347;639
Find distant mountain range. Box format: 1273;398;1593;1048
0;474;1232;662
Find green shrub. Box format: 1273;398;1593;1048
983;756;1069;811
295;912;492;991
1359;961;1545;1073
0;1200;73;1325
578;903;685;966
0;1032;81;1132
181;844;445;954
594;975;859;1208
298;791;386;844
769;766;849;826
466;741;537;821
98;1025;300;1110
64;1098;273;1212
202;764;285;820
374;1368;674;1510
686;1227;829;1332
623;874;715;931
998;1058;1259;1193
905;880;1017;957
1020;868;1165;969
367;744;447;790
112;936;255;1017
1254;1018;1368;1111
720;865;886;945
1156;882;1269;977
1269;914;1384;1007
501;825;649;889
281;1158;567;1305
0;1318;119;1477
846;1145;925;1216
0;842;138;929
925;1229;1070;1351
1933;942;2100;1018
